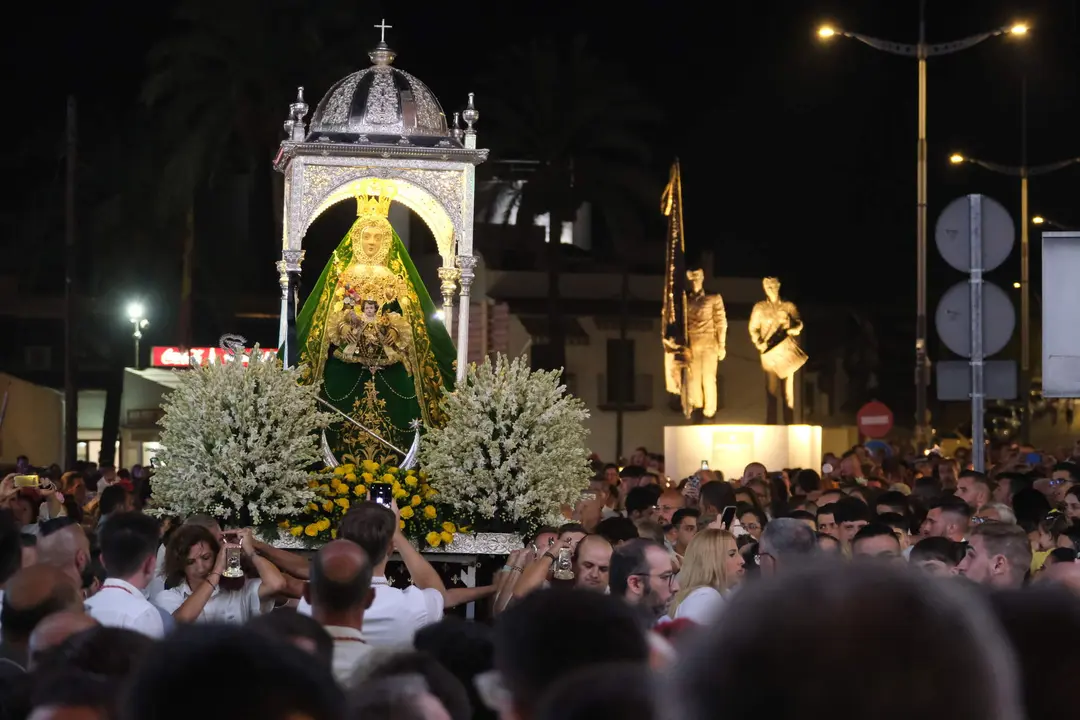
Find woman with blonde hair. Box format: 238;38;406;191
671;528;745;623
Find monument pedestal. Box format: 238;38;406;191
665;424;822;482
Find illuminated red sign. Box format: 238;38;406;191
151;347;279;368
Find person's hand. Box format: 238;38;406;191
38;478;58;498
238;528;256;558
212;543;227;576
1;474;17;500
717;346;727;362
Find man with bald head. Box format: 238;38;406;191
572;534;613;592
0;565;84;669
28;610;97;668
36;521;91;595
305;539;376;685
656;488;685;526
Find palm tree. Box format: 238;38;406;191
139;0;361;338
479;35;661;372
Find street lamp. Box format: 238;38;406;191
818;4;1027;446
1033;215;1071;230
949;151;1080;440
127;302;149;369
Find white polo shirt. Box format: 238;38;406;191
84;578;165;638
153;579;270;624
297;576;443;647
324;625;378;686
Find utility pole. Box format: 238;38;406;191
63;95;78;469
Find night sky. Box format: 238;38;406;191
4;0;1078;416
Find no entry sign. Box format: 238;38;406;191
857;401;894;439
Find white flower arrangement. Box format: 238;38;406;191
420;354;591;530
151;347;330;526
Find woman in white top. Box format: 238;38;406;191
154;525;285;624
670;528;744;624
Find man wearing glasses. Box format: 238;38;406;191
609;539;679;623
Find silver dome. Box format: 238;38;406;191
308;42;449;141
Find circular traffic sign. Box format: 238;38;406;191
857;401;894;439
935;195;1014;272
934;281;1016;358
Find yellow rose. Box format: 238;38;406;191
400;506;414;519
419;470;428;480
361;472;375;484
305;524;319;537
335;497;350;510
353;484;367;497
387;466;399;474
278;520;290;528
440;531;453;545
441;522;456;533
393;486;408;500
382;474;396;484
291;526;304;537
410;495;422;507
424;489;437;501
362;460;380;474
406;468;417;476
423;505;437;520
322;500;334;513
318;484;330;494
345;472;357;483
317;518;331;531
307;502;319;513
308;479;320;489
426;532;441;548
405;475;418;488
458;525;471;533
400;520;406;530
342;463;356;474
333;466;345;476
331;529;338;539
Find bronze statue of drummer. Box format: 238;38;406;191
749;277;806;425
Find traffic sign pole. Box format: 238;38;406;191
968;196;985;473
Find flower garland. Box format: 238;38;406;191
151;346;330;526
283;460;461;548
419;354;592;532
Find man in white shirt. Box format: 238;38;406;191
306;539;376;685
298;501;446;647
84;512;164;638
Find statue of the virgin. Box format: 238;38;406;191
295;179;456;465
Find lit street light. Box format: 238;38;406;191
127;302;149;369
948;151;1080;440
818;3;1027;446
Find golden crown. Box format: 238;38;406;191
354;179;397;219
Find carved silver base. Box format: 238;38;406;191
261;528;521;556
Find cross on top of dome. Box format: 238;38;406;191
374;18;392;43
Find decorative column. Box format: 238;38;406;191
276;249;305;368
437;265;460;336
455;255;477;381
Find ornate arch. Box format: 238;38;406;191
287;161;465;263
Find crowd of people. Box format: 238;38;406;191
1;438;1079;719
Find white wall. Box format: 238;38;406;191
0;373;63;465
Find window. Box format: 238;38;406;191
606;340;634;404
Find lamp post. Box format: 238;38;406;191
127;302;149;370
1032;215;1072;230
818;4;1028;446
948;152;1079;441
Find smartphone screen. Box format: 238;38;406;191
1025;452;1041;466
700;460;710;471
370;484;393;508
720;505;737;530
13;474;40;488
